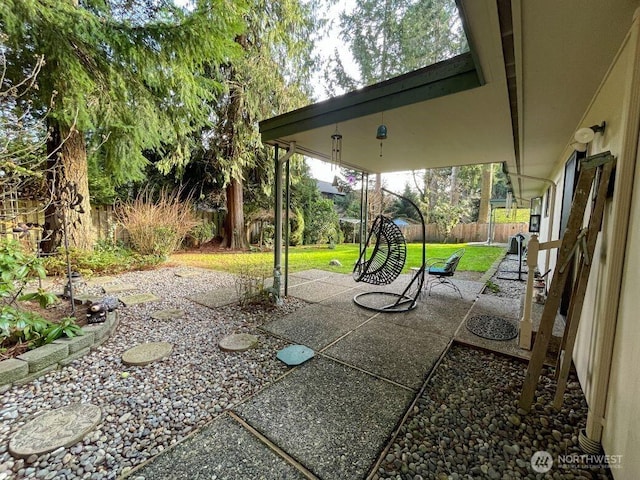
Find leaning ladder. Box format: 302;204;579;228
519;152;615;411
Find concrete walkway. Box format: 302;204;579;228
134;270;485;480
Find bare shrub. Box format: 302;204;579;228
231;257;272;307
117;188;197;257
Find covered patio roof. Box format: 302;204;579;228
260;0;640;201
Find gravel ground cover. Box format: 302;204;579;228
373;345;612;480
0;267;306;480
485;254;528;298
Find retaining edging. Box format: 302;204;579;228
0;312;118;388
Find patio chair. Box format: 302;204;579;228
425;248;465;298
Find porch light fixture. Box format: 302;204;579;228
331;124;342;165
574;121;606;144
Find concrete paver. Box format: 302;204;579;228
287;280;356;303
324;318;451;389
234;357;414;480
134;414;307;480
262;303;371;350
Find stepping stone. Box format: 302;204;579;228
219;333;258;352
86;276;115;286
122;342;173;366
151;309;184;320
102;283;137;294
175;270;202;278
9;404;101;458
276;345;315;366
119;293;160;306
74;294;103;304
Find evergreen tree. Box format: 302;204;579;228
182;0;320;249
324;0;467;95
0;0;244;250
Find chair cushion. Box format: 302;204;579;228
428;266;454;276
443;253;461;272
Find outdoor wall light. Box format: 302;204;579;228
574;121;606;144
331;124;342;165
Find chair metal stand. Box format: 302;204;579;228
352;188;426;313
427;275;463;298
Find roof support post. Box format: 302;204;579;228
273;142;295;302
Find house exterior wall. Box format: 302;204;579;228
536;15;639;478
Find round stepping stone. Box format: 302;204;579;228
122;342;173;366
151;309;184;320
219;333;259;352
276;345;314;366
9;403;101;458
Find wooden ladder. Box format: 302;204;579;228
519;152;616;412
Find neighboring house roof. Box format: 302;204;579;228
392;218;413;227
316;179;345;196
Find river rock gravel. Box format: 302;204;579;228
0;267;306;480
484;253;528;299
373;345;612;480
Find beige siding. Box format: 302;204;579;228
537;20;640;477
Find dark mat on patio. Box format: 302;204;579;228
466;314;518;341
134;413;306;480
234;357;414;480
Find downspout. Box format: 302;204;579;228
273;142;296;300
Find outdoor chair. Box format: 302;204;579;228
425;248;465;298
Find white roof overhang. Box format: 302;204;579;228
259;0;640;201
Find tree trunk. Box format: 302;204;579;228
43;123;95;252
450;166;460;206
221;177;248;249
478;163;493;223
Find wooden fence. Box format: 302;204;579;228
2;198;526;247
400;222;528;244
0;199;221;246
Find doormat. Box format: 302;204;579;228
466;315;518;341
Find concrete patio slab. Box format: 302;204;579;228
383;294;473;338
455;294;526;359
262;303;371;350
188;287;238;308
291;269;332;280
423;278;484;301
318;271;362;288
264;274;311;289
470;293;521;319
134;414;307;480
324;318;450;390
318;289;380;319
234;357;413;480
286;280;355;303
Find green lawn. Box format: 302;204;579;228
171;243;505;275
